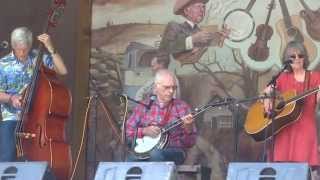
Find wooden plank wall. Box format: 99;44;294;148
0;1;91;180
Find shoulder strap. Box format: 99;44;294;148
304;70;310;91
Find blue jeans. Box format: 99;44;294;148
0;121;17;162
127;148;186;165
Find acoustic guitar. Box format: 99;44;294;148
244;86;320;141
299;0;320;41
276;0;317;63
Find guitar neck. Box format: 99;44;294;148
299;0;311;11
279;0;293;29
286;87;320;104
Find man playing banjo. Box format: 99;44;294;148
126;69;196;165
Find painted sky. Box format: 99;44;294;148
91;0;243;29
92;0;320;29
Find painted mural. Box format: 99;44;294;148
90;0;320;179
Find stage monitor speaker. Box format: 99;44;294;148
0;161;54;180
94;161;176;180
227;162;310;180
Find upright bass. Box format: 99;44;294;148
15;1;72;180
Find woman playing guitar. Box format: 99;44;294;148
262;41;320;169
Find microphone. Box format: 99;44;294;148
146;94;156;110
0;41;8;51
113;91;127;98
283;60;292;71
113;91;152;109
283;59;293;65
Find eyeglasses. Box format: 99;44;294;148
162;85;177;91
289;54;304;59
157;84;177;91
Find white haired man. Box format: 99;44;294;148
127;69;196;165
0;27;67;161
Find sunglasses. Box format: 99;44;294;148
289;54;304;59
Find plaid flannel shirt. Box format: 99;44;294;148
126;97;197;149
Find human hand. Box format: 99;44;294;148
182;114;194;132
262;86;274;115
210;25;231;47
9;95;22;109
264;85;273;95
192;30;214;45
37;33;55;54
142;125;161;138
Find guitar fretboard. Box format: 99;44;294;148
279;0;293;28
285;87;320;105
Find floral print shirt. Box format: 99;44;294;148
0;50;53;121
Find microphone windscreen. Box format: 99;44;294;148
283;59;293;64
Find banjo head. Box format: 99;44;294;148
223;9;255;42
133;133;169;159
134;134;162;154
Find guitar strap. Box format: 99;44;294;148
305;70;318;103
304;70;315;104
304;70;310;91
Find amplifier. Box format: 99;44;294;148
0;161;54;180
94;161;176;180
227;162;310;180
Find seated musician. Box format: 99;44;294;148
126;69;196;165
0;27;67;161
263;41;320;170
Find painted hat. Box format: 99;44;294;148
173;0;209;15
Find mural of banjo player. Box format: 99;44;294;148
160;0;229;69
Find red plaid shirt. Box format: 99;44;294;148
126;98;197;148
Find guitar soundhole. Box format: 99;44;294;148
287;27;304;42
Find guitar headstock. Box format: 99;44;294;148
268;0;276;10
47;0;66;28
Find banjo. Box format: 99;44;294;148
133;100;230;159
223;0;257;43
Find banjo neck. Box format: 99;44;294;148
133;99;232;159
246;0;256;12
162;99;230;134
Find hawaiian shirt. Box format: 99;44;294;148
0;50;53;121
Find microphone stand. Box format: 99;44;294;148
225;95;271;161
228;97;240;162
263;62;291;162
116;94;153;159
117;94;149;109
